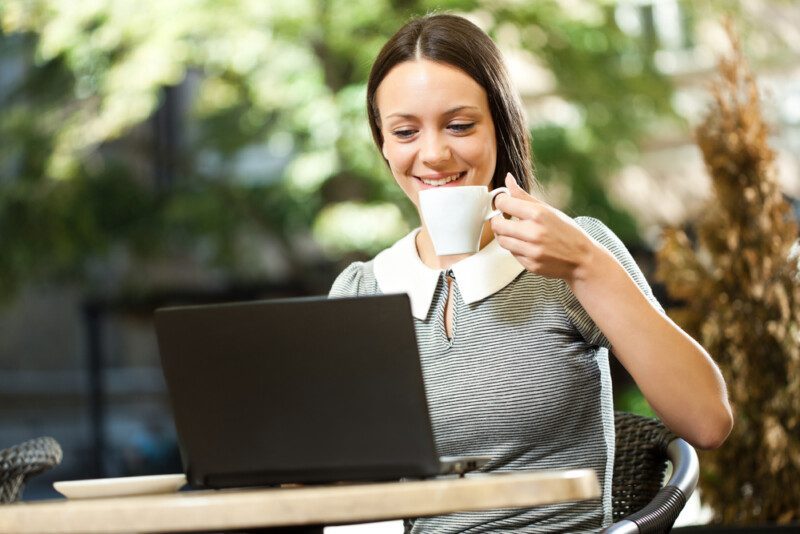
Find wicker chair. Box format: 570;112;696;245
0;437;63;503
605;412;699;534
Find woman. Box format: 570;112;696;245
330;13;732;533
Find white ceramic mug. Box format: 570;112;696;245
418;185;509;256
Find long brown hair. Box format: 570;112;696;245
366;13;535;192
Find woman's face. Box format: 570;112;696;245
375;59;497;207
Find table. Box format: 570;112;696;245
0;469;599;533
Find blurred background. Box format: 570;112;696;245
1;0;798;526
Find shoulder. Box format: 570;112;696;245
328;260;380;298
574;215;636;267
574;216;664;311
575;216;638;266
574;216;625;251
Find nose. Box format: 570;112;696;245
419;131;451;166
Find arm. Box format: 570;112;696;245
569;240;732;449
492;174;733;450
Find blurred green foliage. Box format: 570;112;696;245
0;0;678;298
615;385;656;418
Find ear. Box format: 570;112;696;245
382;143;388;159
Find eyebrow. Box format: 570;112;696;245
384;105;480;120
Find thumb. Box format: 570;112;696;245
505;172;529;199
505;172;545;204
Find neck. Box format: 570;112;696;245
415;221;495;270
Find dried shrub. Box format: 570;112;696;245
655;22;800;524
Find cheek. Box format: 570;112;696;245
383;142;415;173
457;138;496;169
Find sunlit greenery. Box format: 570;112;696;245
0;0;680;298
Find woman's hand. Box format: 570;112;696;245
491;173;596;282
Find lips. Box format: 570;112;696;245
415;171;467;187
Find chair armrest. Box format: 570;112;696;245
605;438;699;534
607;485;686;534
665;439;699;497
0;437;63;504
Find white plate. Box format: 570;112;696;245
53;474;187;499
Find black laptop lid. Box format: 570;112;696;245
154;293;441;487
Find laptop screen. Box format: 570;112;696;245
155;294;441;487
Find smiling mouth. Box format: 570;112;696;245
415;171;466;186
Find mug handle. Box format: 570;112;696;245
484;187;510;220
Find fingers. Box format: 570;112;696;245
494;194;544;222
495;196;539;220
494;234;541;260
491;216;541;243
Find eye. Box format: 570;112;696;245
391;129;417;139
448;122;475;133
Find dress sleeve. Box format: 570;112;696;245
328;262;367;298
561;216;665;349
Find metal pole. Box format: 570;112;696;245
83;302;105;478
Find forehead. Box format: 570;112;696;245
375;59;489;119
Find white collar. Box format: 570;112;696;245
373;228;525;320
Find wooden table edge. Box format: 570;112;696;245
0;469;600;533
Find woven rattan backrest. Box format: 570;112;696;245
612;412;675;522
0;437;63;503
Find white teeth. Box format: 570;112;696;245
419;173;462;186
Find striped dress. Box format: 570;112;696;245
329;217;663;533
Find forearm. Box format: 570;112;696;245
569;242;733;449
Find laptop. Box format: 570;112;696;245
154;293;489;489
